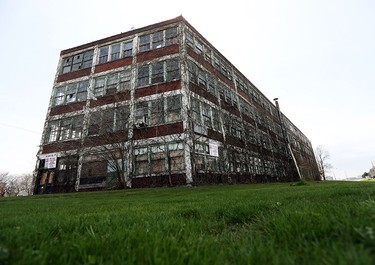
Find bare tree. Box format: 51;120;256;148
315;145;332;180
0;171;9;197
19;173;35;196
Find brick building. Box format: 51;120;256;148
34;16;319;194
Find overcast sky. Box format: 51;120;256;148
0;0;374;179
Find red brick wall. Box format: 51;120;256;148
90;91;131;107
94;57;132;73
133;122;183;140
57;68;91;83
136;44;179;63
42;140;81;154
49;102;86;116
135;80;181;98
189;82;219;106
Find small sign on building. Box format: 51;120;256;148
45;153;57;169
209;140;219;157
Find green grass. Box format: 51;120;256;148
1;181;375;265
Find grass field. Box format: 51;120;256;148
1;181;375;265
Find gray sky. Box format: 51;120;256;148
0;0;374;179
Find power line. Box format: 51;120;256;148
0;123;41;135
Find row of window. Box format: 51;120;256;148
135;95;182;126
137;59;180;87
88;107;129;136
53;58;180;106
93;70;131;97
98;40;133;64
134;142;184;175
139;27;178;52
46;95;182;143
46;116;83;143
61;27;178;74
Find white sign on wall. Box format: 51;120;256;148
45;153;57;169
209;140;219;157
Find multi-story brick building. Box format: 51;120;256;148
34;16;319;194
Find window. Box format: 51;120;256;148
198;70;207;88
94;77;105;97
151;62;164;84
135;101;149;125
185;29;194;48
114;106;129;131
134;147;148;175
151;99;164;126
123;41;133;57
99;47;109;64
191;97;201;124
168;143;184;171
166;59;179;81
61;50;94;74
165;27;178;45
187;61;198;84
137;65;150;87
166;95;181;122
106;73;118;95
151;145;165;173
202;102;211;128
212;108;221;132
45;116;83;143
53;80;89;106
152;31;164;49
119;71;131;91
139;35;151;52
94;109;113;134
110;43;121;61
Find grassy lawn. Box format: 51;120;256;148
1;181;374;265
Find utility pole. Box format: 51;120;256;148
273;98;302;180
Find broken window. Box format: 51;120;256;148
46;116;83;143
137;59;180;87
72;54;83;71
165;27;178;45
53;80;88;106
94;77;105;97
139;35;151;52
191;97;201;124
47;120;59;143
151;145;166;173
151;61;164;84
54;87;65;106
61;50;93;74
167;95;181;122
187;61;198;84
106;73;118;95
134;147;148;175
65;84;77;103
198;70;207;88
152;31;164;49
185;29;194;48
137;65;150;87
88;112;101;135
114;106;129;131
168;143;184;171
212;108;221;132
166;59;179;82
135;101;149;125
202;102;211;128
151;99;164;126
119;70;131;91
